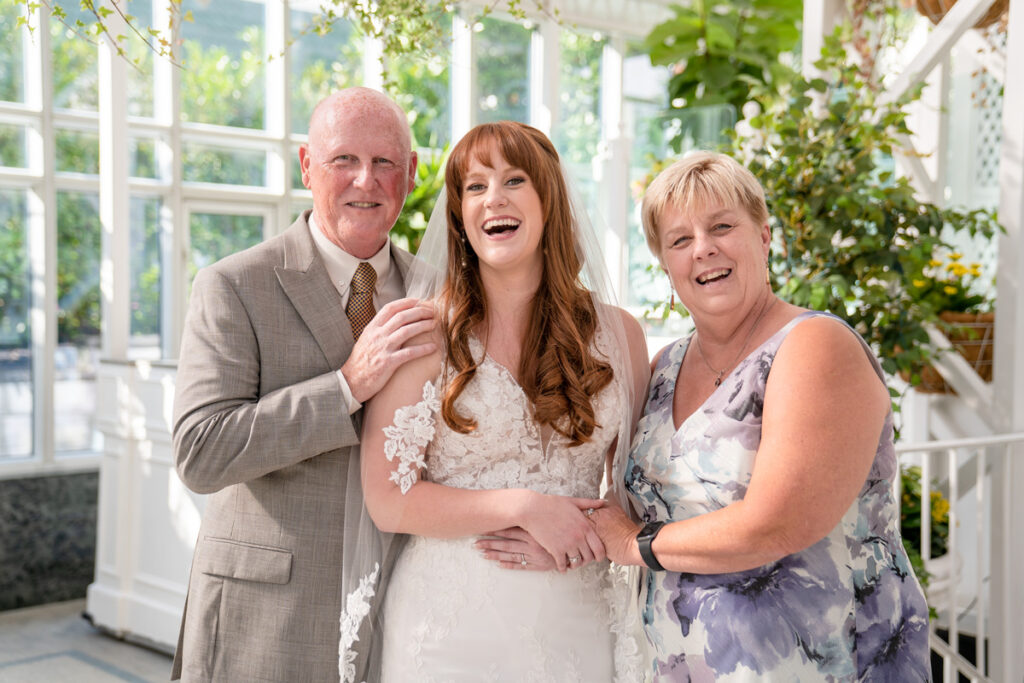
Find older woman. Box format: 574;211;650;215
590;152;931;681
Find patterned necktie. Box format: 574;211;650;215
346;262;377;341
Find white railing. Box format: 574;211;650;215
895;432;1024;683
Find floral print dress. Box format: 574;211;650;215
626;311;931;682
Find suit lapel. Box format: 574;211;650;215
276;214;354;371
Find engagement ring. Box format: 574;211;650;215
585;508;595;517
569;555;581;564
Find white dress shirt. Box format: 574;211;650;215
308;213;405;414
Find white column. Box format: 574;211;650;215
98;2;131;361
599;36;628;303
153;0;184;360
801;0;843;76
451;12;473;141
990;0;1024;679
529;19;559;136
27;2;56;463
264;0;289;223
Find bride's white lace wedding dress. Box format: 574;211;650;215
379;333;641;682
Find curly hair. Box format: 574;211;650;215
438;121;613;446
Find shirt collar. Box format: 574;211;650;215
308;213;391;294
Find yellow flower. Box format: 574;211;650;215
944;285;957;295
913;279;926;287
930;491;950;524
928;259;942;267
950;252;962;260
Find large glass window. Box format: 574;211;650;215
131;197;163;355
0;188;31;460
56;191;102;454
51;4;99;111
0;0;24;104
555;29;604;212
289;8;362;136
180;0;266;129
474;17;530;124
0;123;25;168
189;211;265;284
388;10;452;149
623;52;671;309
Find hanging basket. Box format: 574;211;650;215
911;311;995;394
915;0;1008;29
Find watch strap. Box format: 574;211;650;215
637;521;666;571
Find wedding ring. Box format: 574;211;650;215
520;553;527;567
585;508;595;517
569;555;581;564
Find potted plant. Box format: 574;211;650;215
900;465;953;613
904;250;995;392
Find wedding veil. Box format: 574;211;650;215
338;154;645;683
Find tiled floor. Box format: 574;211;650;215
0;599;173;682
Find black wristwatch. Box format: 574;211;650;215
636;521;666;571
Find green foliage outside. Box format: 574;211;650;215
56;192;101;344
644;0;801;154
0;190;29;347
734;34;1001;385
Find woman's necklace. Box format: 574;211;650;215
695;296;777;387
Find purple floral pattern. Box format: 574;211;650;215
627;312;931;682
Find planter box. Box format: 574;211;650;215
913;311;994;394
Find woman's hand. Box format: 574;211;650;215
517;493;607;571
587;502;643;567
475;527;557;571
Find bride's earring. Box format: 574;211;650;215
460;232;469;267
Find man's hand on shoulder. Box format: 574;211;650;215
342;298;436;403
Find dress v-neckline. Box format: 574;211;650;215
669;311;818;432
468;335;559;452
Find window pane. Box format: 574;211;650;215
56;128;99;174
0;123;26;168
291;147;304;190
555;29;604;228
56;191;101;453
183;142;266;186
0;0;24;104
130;197;162;354
51;4;98;111
129;136;160;180
388;11;451;148
624;53;670;309
290;9;362;136
125;0;154;119
0;188;32;459
474;17;529;124
181;0;265;129
189;212;263;284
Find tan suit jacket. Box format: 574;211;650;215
170;211;412;682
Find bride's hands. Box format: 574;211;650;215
517;493;607;572
475;527;557;571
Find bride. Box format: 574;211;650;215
346;121;649;681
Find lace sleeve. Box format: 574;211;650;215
383;379;440;494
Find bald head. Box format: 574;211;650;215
299;88;418;259
308;88;412;155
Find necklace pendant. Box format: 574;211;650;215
714;374;723;387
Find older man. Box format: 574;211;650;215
170;88;433;682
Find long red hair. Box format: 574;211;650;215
438;121;613;446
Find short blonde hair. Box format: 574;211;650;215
640;152;770;256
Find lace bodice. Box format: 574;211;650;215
388;331;623;498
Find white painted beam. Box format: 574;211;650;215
990;0;1024;678
99;1;131;361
